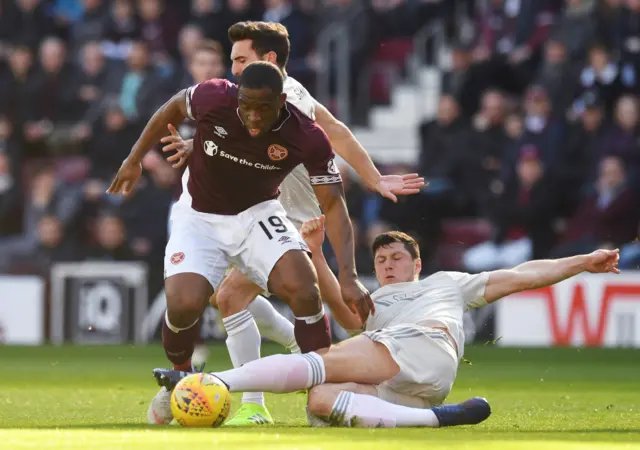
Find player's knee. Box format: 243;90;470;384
281;277;321;316
165;277;210;325
307;385;339;418
216;282;250;317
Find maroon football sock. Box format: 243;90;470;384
162;316;201;370
294;313;331;353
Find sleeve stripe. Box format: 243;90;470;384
185;85;197;120
310;175;342;185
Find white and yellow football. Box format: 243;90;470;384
170;373;231;427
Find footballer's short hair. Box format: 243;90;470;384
228;21;290;70
372;231;420;260
237;61;284;95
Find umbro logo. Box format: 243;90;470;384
278;236;292;245
214;126;227;138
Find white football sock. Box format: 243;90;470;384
221;310;264;406
329;391;439;428
247;295;300;353
214;352;325;393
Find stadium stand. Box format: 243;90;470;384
1;0;640;291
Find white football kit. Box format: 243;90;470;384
362;271;490;407
278;77;323;228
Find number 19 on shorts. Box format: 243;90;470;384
258;216;289;240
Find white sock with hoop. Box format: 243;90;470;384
222;310;264;406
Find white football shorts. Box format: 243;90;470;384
164;199;309;291
363;324;459;408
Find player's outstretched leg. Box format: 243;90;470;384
268;250;331;353
154;334;399;398
148;272;212;425
307;383;491;428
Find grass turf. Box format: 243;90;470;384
0;344;638;449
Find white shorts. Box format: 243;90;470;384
363;324;458;408
278;165;322;229
164;200;309;291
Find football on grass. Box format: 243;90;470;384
170;373;231;427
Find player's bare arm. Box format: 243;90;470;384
300;216;363;331
313;102;425;202
483;249;621;303
107;89;189;195
312;182;374;322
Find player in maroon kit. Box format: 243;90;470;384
107;61;372;422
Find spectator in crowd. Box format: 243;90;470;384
11;0;56;51
105;40;166;123
474;0;556;90
502;84;564;183
469;89;510;215
137;0;181;71
551;155;638;257
442;40;488;119
613;0;640;72
74;40;109;127
102;0;140;60
464;145;557;273
85;211;137;261
418;94;472;215
70;0;109;57
24;37;79;157
599;95;640;185
177;23;205;68
548;0;596;63
86;101;141;185
0;44;35;129
559;90;609;211
0;165;84;272
572;41;637;117
533;38;578;116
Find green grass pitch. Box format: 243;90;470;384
0;344;638;449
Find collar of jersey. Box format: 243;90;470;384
235;103;291;132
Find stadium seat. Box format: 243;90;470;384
435;218;493;270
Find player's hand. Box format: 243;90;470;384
300;215;326;254
106;157;142;196
375;174;426;203
584;249;620;274
160;124;193;168
340;277;375;323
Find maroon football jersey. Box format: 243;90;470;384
180;78;341;215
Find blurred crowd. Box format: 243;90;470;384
0;0;639;286
402;0;640;274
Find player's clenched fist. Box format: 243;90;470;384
340;277;374;323
584;248;621;274
300;215;326;254
106;157;142;196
